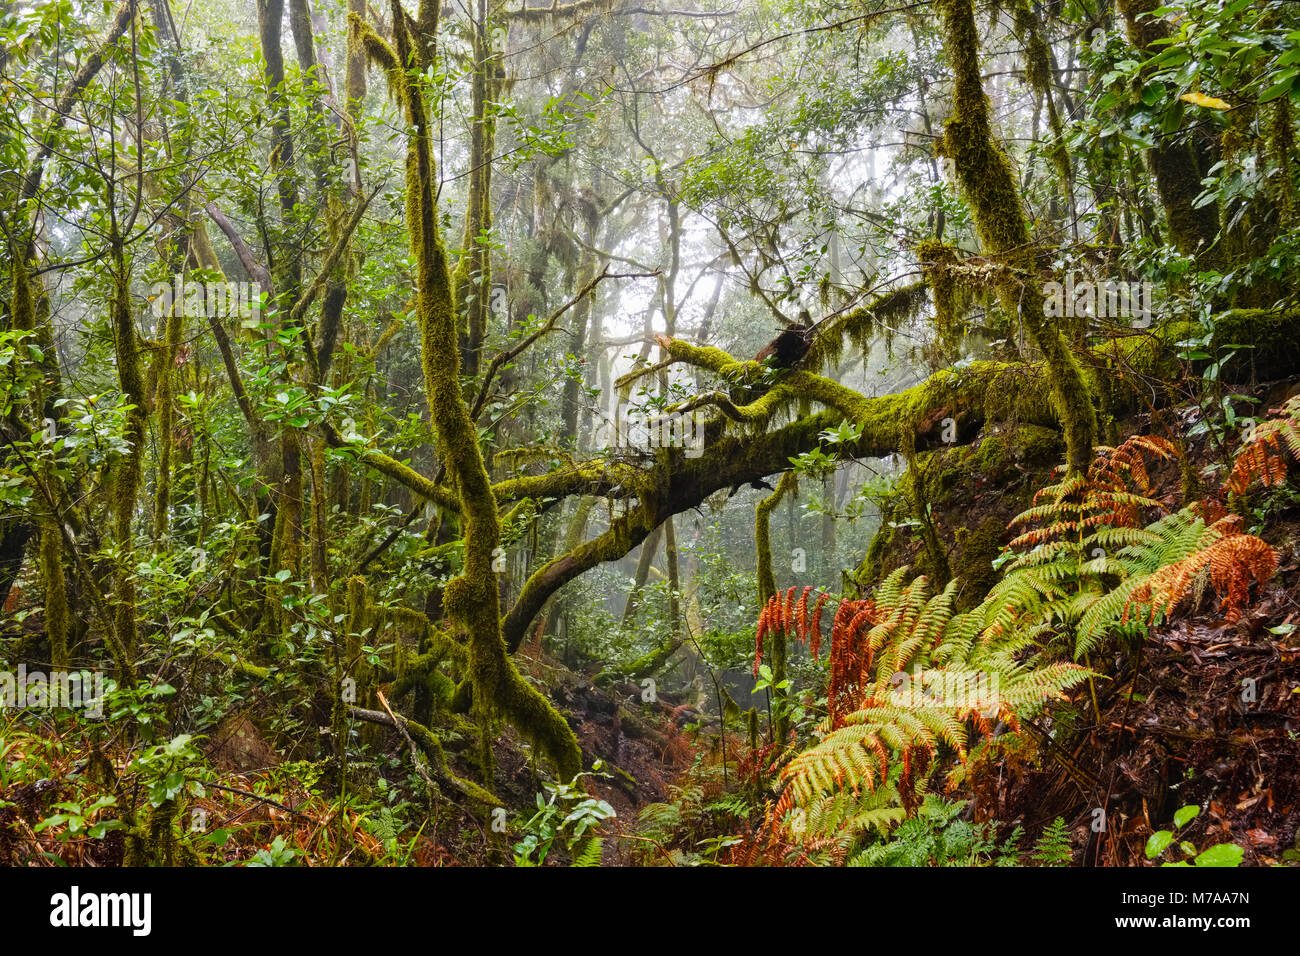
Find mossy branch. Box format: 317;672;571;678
363;0;582;780
348;705;500;805
504;0;615;24
934;0;1096;473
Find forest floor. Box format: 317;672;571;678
3;529;1297;866
0;655;697;866
5;392;1300;866
868;388;1300;866
1004;558;1300;866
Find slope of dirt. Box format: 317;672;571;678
869;389;1300;866
422;643;697;865
1000;562;1300;866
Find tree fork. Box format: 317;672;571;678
934;0;1097;474
353;1;581;780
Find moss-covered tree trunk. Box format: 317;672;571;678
755;470;796;742
109;233;144;661
353;0;581;780
1117;0;1221;259
451;0;499;389
935;0;1096;474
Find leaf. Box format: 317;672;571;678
1173;804;1199;828
1180;91;1231;110
1145;830;1175;859
1258;69;1298;103
1194;843;1244;867
1140;82;1167;106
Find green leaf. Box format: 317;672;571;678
1173;804;1199;828
1140;82;1167;106
1145;830;1174;859
1259;69;1298;103
1194;843;1244;867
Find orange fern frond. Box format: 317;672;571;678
809;592;831;659
1126;530;1277;624
1228;398;1300;494
795;585;813;639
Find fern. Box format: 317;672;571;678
765;573;1090;844
755;434;1278;856
705;792;759;821
1007;435;1173;560
989;436;1274;659
1069;510;1278;652
570;838;603;867
1126;515;1277;625
1032;816;1073;866
1228;395;1300;494
845;796;1016;867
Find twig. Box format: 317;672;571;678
612;831;677;866
203;781;313;818
377;689;438;797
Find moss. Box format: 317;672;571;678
1088;309;1300;390
399;715;499;807
344;441;460;512
595;636;684;687
38;516;69;669
913;240;967;348
1011;424;1064;465
123;799;181;867
505;498;659;653
755;470;796;604
1211;309;1300;382
802;282;929;368
1010;0;1074;218
902;447;950;586
358;3;581;782
152;296;185;544
952;517;1004;610
344;576;373;696
935;0;1097;474
308;436;328;594
450;16;498;389
110;239;145;660
970;433;1009;476
753;470;797;740
853;497;898;593
862;423;1051;601
262;438;303;651
1271;98;1296;222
